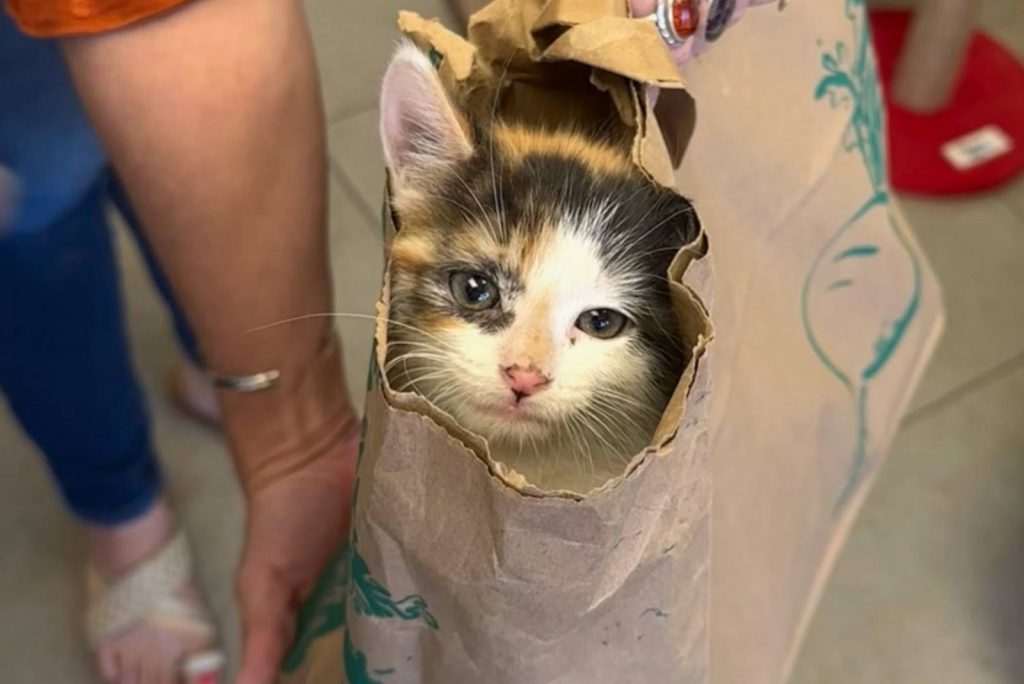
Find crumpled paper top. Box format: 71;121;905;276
399;0;696;187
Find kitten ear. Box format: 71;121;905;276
380;43;473;196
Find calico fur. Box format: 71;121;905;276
380;44;699;492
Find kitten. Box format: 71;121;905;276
379;44;699;493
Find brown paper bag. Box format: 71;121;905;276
282;1;717;682
672;1;944;682
279;0;943;682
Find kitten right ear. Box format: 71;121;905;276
380;43;473;196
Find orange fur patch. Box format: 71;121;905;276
421;313;461;333
494;122;633;177
449;227;500;261
390;232;437;268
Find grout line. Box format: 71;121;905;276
327;157;384;241
903;349;1024;426
995;187;1024;225
326;101;377;127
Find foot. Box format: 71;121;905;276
87;499;221;684
170;360;221;428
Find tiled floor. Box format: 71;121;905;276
1;1;1022;682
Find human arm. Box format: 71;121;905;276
58;1;357;682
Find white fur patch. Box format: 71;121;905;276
424;206;653;451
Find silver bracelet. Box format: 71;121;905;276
206;368;281;392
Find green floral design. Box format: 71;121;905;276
349;544;438;629
281;546;351;673
802;0;922;512
813;3;886;194
344;630;383;684
344;353;438;681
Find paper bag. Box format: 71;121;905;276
672;0;943;682
281;1;717;683
279;0;944;682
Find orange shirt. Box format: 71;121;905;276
6;0;190;37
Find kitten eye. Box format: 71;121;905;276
449;271;500;310
576;309;628;339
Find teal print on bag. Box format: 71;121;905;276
344;349;439;681
344;537;439;681
350;544;439;628
345;630;384;684
802;0;922;512
281;546;351;673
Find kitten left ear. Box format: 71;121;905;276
380;43;473;196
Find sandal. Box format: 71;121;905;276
87;531;226;684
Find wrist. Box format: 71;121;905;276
215;331;360;495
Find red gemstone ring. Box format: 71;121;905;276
644;0;700;46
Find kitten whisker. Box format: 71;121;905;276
383;353;448;375
247;311;459;351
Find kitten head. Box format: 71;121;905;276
379;44;699;478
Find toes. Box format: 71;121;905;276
97;646;119;683
152;657;174;684
118;655;142;684
138;661;154;684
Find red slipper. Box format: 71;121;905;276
870;9;1024;196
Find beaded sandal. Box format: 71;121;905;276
87;531;225;684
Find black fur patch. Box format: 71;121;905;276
389;125;700;406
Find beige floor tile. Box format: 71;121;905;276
791;362;1024;684
897;193;1024;412
979;0;1024;60
0;418;95;683
869;0;1024;58
996;176;1024;221
328;107;384;217
304;0;457;123
325;163;387;409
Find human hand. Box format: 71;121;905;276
629;0;777;68
215;336;361;684
233;414;360;684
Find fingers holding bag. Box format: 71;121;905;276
629;0;778;68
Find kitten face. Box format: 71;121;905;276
380;45;698;485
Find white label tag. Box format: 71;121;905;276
941;125;1014;171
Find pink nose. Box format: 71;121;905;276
502;365;550;398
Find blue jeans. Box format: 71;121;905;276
0;14;199;526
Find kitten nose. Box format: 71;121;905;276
502;365;551;398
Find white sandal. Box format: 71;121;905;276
87;531;226;684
